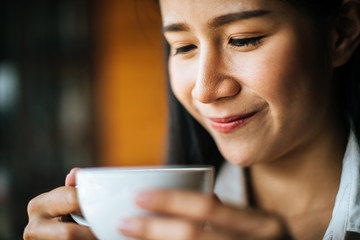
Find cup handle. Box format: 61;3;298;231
70;213;89;227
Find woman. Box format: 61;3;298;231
24;0;360;239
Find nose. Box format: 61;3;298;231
192;46;241;103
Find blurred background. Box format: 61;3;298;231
0;0;166;239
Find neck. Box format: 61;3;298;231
250;124;348;223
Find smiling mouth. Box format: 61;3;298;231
208;112;257;133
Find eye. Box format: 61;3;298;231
229;36;263;49
174;44;197;55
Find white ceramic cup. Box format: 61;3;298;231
72;165;214;240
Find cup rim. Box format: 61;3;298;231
77;165;214;174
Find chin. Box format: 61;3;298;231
227;158;257;167
218;145;260;167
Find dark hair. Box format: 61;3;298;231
165;0;360;172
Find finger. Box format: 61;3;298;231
65;168;81;186
28;186;80;218
135;189;226;224
24;218;96;240
118;216;235;240
135;189;288;238
136;189;216;221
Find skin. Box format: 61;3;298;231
24;0;360;239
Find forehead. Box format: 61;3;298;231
159;0;288;25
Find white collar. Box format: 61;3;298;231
214;161;247;207
324;132;360;239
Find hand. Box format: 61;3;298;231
118;189;293;240
23;168;96;240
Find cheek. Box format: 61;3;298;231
248;33;322;115
254;34;331;143
169;59;196;109
257;41;304;99
169;59;209;128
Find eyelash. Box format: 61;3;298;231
173;36;264;55
174;45;197;55
229;36;263;48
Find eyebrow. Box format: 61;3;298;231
162;10;271;33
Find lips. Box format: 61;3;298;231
208;112;257;133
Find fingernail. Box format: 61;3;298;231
118;218;140;235
136;191;154;207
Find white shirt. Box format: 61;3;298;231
214;132;360;239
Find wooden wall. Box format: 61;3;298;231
94;0;167;166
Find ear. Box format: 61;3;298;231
332;0;360;67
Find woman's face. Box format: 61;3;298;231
160;0;335;166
